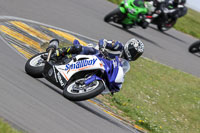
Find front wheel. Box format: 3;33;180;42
25;52;46;78
189;40;200;53
63;78;104;101
104;8;123;22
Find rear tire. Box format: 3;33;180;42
157;19;176;32
25;52;46;78
189;40;200;53
63;78;104;101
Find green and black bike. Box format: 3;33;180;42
104;0;148;29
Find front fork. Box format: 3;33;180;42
84;75;102;85
84;74;111;94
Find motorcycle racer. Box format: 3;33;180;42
148;0;187;19
162;0;187;19
46;38;144;92
47;38;144;62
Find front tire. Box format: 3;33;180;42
104;8;122;22
25;52;46;78
63;78;104;101
189;40;200;53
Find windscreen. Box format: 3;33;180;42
119;58;130;74
133;0;145;8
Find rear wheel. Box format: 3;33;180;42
157;19;176;32
189;40;200;53
25;52;46;78
63;77;104;101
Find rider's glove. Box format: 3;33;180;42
49;49;64;61
54;49;62;57
98;39;107;52
46;48;63;57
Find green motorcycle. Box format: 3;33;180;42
104;0;148;29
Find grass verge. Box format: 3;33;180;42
40;38;200;133
97;57;200;133
0;118;22;133
107;0;200;38
174;8;200;38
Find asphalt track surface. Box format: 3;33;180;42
0;0;199;133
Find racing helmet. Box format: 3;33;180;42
124;38;144;61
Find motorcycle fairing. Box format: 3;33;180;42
44;54;124;93
43;62;67;89
119;0;148;24
55;55;105;83
98;56;122;93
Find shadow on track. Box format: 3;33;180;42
108;23;163;49
74;101;134;132
189;52;200;57
149;25;187;44
37;79;63;95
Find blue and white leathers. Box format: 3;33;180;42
73;39;124;59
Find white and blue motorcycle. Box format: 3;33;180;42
25;39;130;101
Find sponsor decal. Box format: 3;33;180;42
57;72;64;86
65;58;97;71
